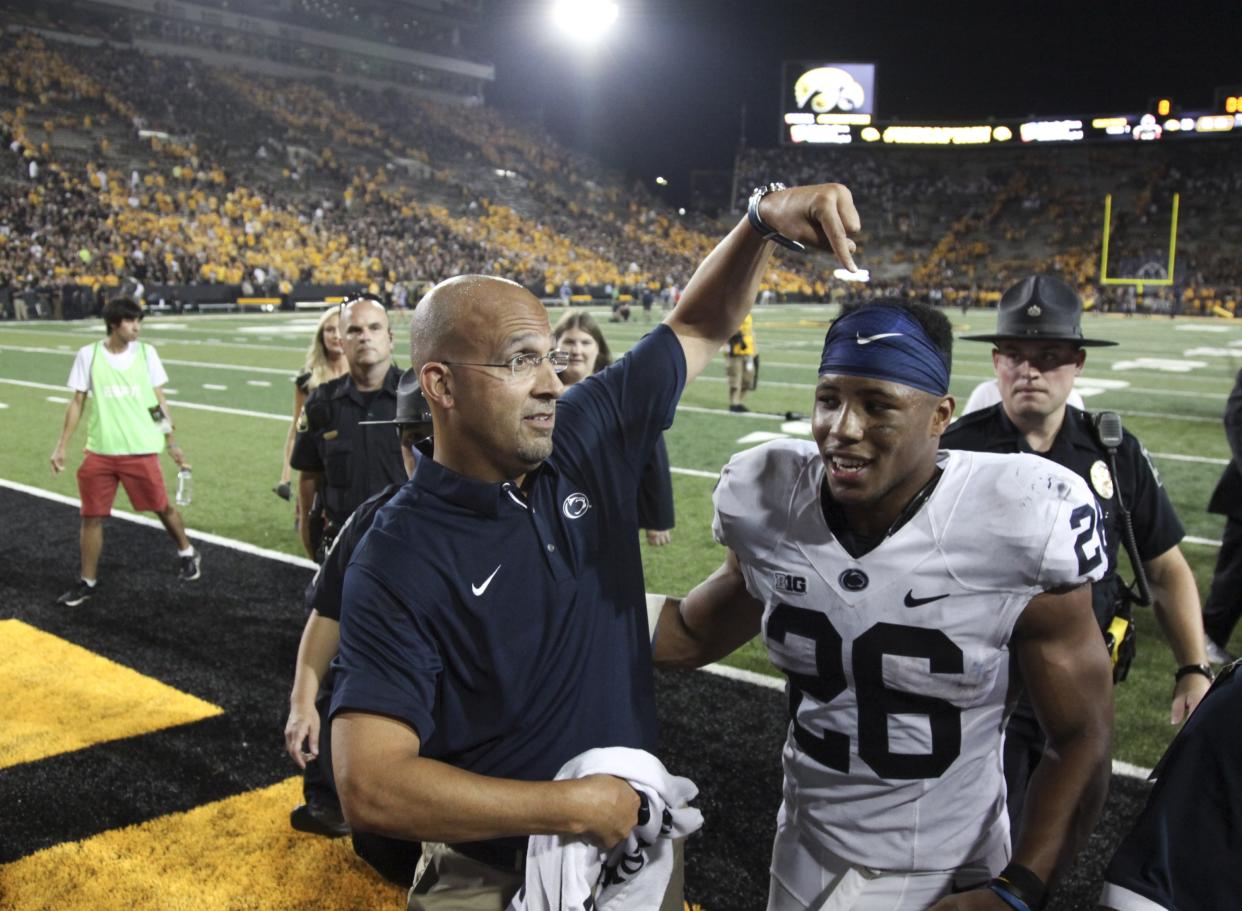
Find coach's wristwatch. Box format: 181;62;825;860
747;183;806;252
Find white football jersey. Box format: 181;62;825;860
713;440;1107;873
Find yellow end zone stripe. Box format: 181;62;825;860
0;777;404;908
0;619;223;770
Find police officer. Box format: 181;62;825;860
942;274;1212;829
291;296;406;562
285;369;431;884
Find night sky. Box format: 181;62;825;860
478;0;1237;203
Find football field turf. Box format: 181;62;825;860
0;305;1237;907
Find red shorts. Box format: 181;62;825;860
77;451;169;517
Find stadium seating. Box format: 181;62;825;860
1;24;1238;317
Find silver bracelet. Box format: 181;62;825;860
747;182;806;253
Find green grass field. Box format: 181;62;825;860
3;304;1239;770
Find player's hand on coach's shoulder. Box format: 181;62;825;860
564;773;641;850
755;183;862;272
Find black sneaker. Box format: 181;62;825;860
57;580;96;606
290;803;349;838
178;548;202;582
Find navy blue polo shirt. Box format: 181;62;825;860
330;323;686;784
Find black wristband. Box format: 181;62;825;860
1175;663;1214;682
747;183;807;253
993;862;1046;910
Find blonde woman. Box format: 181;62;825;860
553;309;675;546
274;308;348;502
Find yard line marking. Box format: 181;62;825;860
202;384;228;391
1184;535;1223;547
247;380;272;387
1152;452;1228;465
670;466;719;479
0;345;297;375
46;396;68;404
0;478;318;570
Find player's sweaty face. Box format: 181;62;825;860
812;374;943;528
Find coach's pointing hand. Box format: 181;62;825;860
754;183;862;272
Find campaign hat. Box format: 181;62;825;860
358;368;434;427
961;275;1118;347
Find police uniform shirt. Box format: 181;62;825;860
714;440;1106;872
305;482;404;623
942;404;1184;627
289;364;407;527
330;324;686;799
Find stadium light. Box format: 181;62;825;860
655;176;668;186
550;0;619;43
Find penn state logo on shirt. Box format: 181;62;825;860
562;492;591;519
838;568;869;592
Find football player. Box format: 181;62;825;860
654;300;1114;910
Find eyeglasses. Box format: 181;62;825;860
996;347;1081;371
440;350;571;379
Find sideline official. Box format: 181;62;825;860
943;274;1211;829
291;297;406;561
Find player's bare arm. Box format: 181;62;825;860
332;711;640;849
930;583;1112;911
1006;584;1112;883
1144;545;1211;723
666;183;860;382
653;547;764;668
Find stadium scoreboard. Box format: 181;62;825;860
782;61;878;144
780;66;1242;147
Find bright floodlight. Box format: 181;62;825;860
550;0;619;42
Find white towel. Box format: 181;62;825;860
506;747;703;911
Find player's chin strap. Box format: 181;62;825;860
1091;412;1153;606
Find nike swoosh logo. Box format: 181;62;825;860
472;565;502;596
904;590;950;607
856;332;904;345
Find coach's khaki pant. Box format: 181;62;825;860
408;840;685;911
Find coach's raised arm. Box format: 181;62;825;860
666;182;860;381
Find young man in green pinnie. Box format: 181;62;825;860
50;297;201;606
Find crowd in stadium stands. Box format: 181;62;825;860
0;24;1238;319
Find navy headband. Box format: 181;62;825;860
819;305;950;396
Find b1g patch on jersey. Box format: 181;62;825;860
774;571;807;594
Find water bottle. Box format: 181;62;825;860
175;467;193;506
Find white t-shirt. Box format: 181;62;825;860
67;340;169;393
713;440;1106;872
961;378;1085;416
